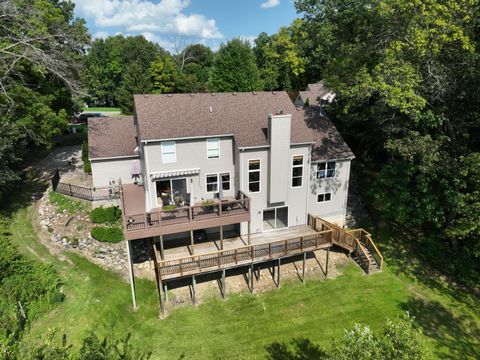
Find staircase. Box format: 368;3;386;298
309;215;383;274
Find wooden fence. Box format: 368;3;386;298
51;168;119;201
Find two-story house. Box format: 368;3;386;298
88;91;382;314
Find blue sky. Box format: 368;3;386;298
72;0;298;51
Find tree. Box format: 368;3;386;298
330;313;428;360
117;62;153;114
296;0;480;284
209;39;263;92
150;55;180;94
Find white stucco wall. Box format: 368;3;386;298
91;157;138;188
308;158;351;227
143;137;236;212
238;144;311;235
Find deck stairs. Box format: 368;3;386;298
309;216;383;274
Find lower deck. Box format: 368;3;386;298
161;225;319;260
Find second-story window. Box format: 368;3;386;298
316;161;335;179
206;174;218;192
248;159;260;193
292;155;304;187
207;138;220;159
161;141;176;163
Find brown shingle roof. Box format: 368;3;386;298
88;116;138;159
298;81;334;105
134;92;301;147
294;106;354;160
133;92;353;160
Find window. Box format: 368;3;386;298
316;161;336;179
248;159;260;193
161;141;176;163
206;174;218;192
317;193;332;202
207;138;220;159
221;173;230;191
292;155;304;187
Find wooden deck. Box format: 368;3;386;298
154;225;333;280
120;184;251;240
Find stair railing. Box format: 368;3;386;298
353;238;371;274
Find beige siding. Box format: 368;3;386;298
91;158;138;188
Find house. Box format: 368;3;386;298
294;81;336;107
88;91;382;314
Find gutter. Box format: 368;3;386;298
89;154;140;161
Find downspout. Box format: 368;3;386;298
304;144;312;224
143;142;152;211
342;160;352;228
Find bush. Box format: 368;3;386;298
90;206;122;224
91;227;124;243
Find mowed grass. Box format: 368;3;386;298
82;107;121;113
9;200;480;359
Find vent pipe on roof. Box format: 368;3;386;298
209;106;213;113
233;92;237;96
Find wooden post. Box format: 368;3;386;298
190;230;194;255
248;221;251;245
192;276;196;306
159;278;165;317
220;226;224;250
249;264;254;293
221;269;226;299
302;252;306;285
159;235;165;260
326;248;330;278
277;258;281;288
164;282;168;302
126;240;137;310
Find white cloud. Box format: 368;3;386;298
239;35;257;46
73;0;223;44
260;0;280;9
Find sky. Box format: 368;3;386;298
72;0;298;52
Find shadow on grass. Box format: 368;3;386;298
265;338;327;360
401;297;480;360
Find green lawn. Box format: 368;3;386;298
5;187;480;359
82;107;121;113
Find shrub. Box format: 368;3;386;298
90;206;122;224
91;227;124;243
162;204;177;211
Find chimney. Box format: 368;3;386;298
267;113;291;204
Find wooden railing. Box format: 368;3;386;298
124;191;250;233
156;230;333;279
311;216;384;273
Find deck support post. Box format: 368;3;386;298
326;248;330;278
164;283;168;302
221;269;226;299
190;230;194;255
302;252;306;285
126;240;137;310
159;235;165;260
191;275;196;306
159;278;165;317
249;264;254;293
277;258;281;288
248;221;251;245
220;226;224;250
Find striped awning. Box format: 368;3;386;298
150;168;200;179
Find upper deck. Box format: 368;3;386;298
120;184;250;240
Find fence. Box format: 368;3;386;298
51;168;120;201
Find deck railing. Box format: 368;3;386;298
156;230;333;278
123;191;250;233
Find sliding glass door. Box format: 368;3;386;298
263;206;288;231
155;178;188;207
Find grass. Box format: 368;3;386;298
82;107;121;113
4;181;480;359
48;191;90;214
